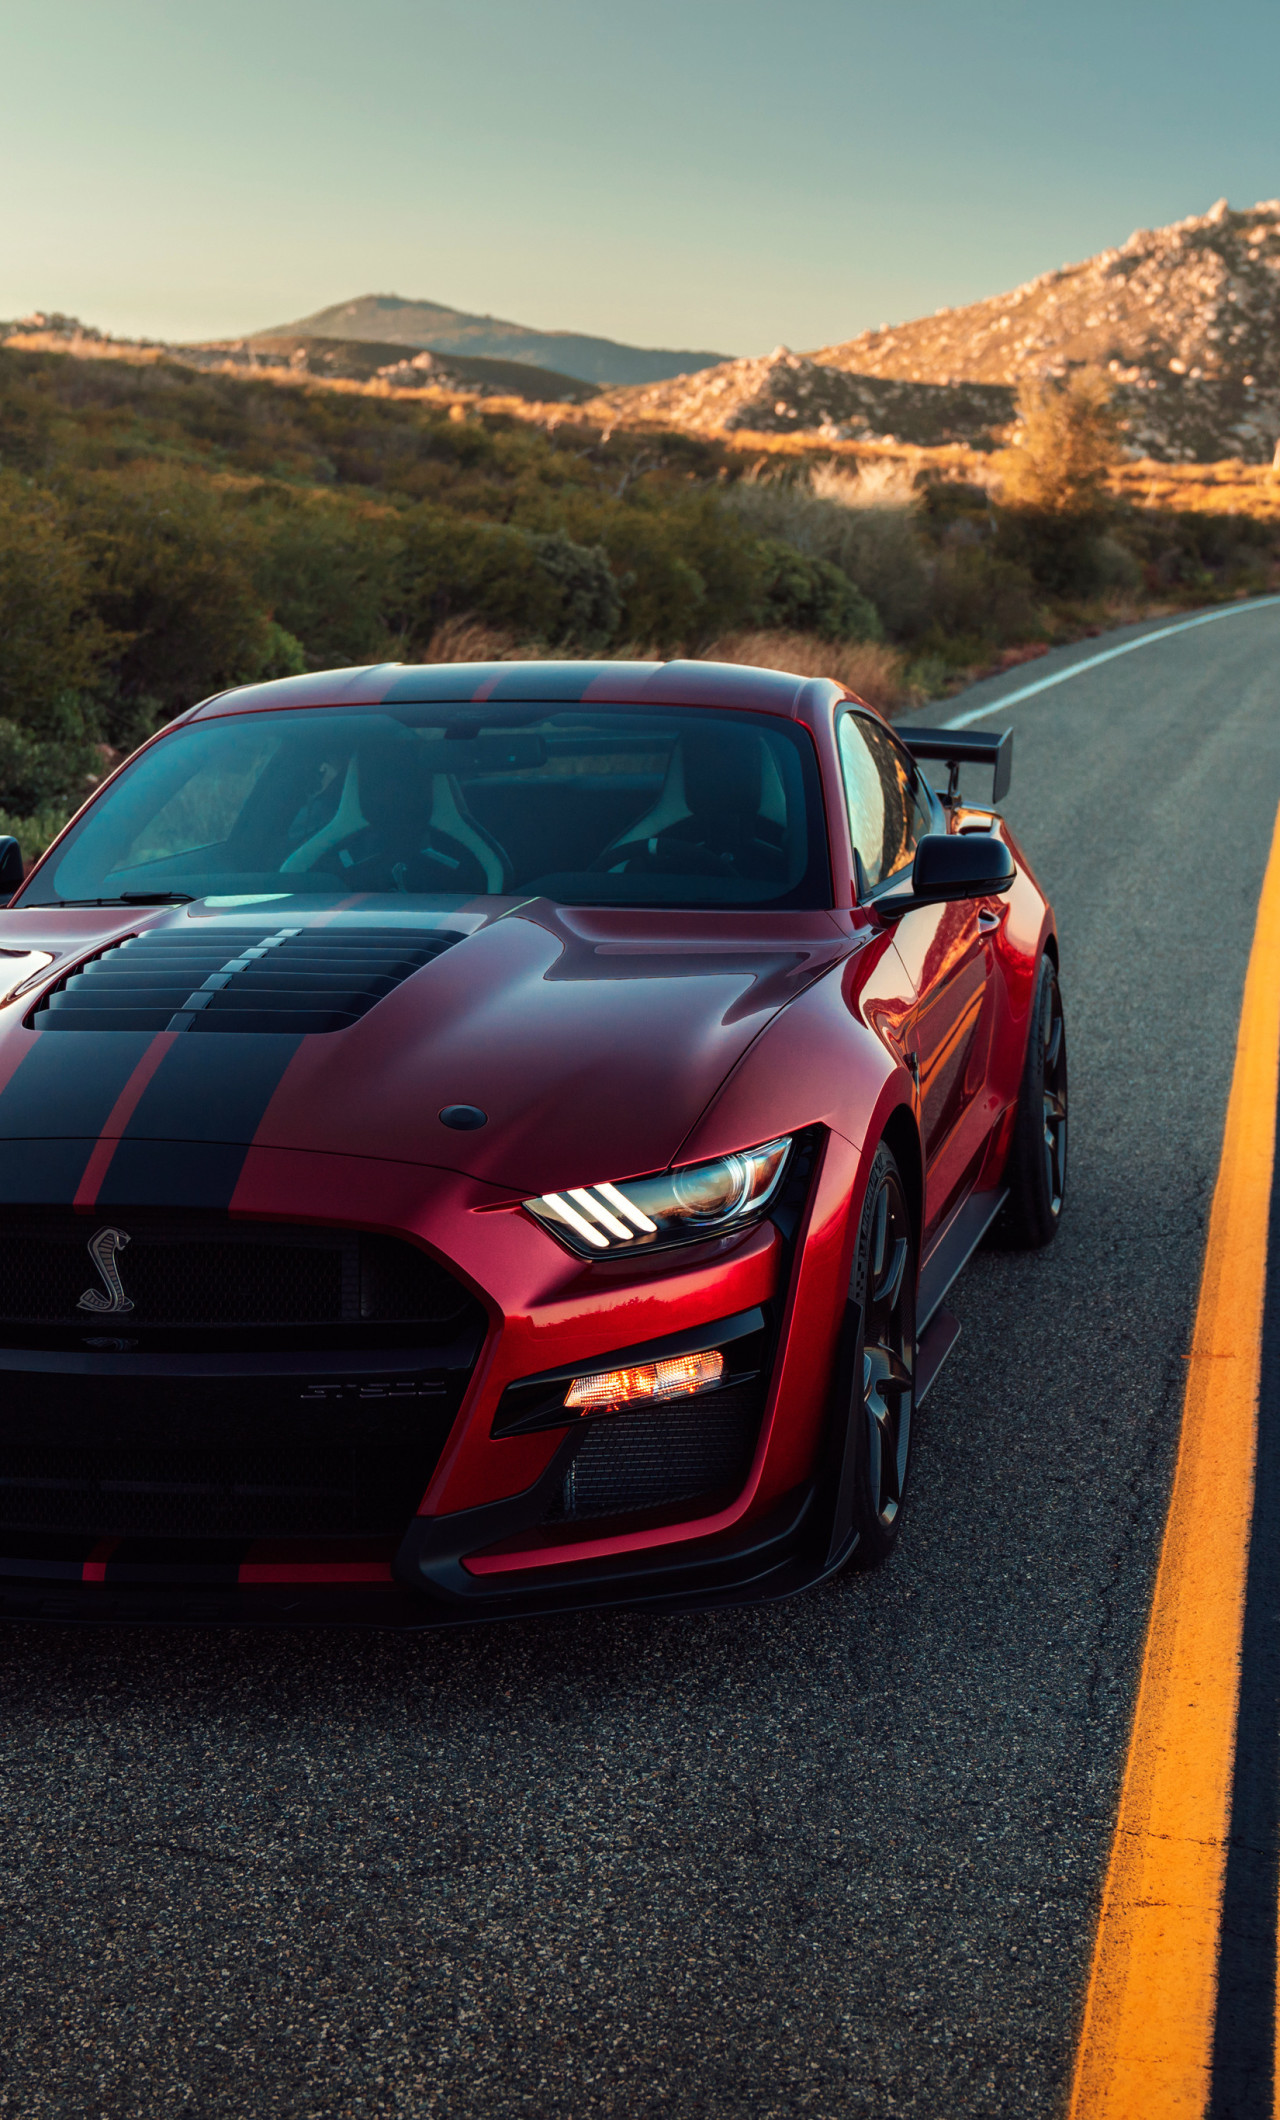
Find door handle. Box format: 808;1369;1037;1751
977;906;1004;932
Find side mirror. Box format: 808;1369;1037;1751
878;831;1015;919
0;838;24;898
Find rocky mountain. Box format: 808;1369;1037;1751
252;295;728;388
203;333;591;402
1;318;596;405
592;351;1014;448
597;200;1280;463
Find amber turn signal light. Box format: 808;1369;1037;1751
563;1349;726;1415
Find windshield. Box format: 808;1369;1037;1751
23;704;830;911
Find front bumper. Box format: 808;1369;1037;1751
0;1129;866;1625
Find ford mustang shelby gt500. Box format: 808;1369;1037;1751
0;658;1065;1623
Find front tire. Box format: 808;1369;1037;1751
848;1143;917;1570
1000;952;1068;1248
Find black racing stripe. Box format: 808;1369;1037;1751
0;1034;153;1138
1208;1094;1280;2119
95;1140;253;1210
473;666;596;702
382;666;504;704
0;1141;101;1203
119;1035;302;1145
380;664;599;705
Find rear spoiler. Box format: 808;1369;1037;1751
896;726;1012;808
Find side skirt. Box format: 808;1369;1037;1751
917;1186;1006;1329
916;1306;960;1403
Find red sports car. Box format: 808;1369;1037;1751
0;659;1065;1623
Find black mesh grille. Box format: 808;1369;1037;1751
0;1206;484;1543
0;1441;434;1540
545;1382;763;1523
32;924;463;1035
0;1215;473;1332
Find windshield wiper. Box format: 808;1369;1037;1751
29;893;196;908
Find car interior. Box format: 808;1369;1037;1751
40;709;828;910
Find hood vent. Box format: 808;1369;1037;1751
32;925;464;1035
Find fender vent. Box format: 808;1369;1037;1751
544;1380;764;1523
31;925;464;1035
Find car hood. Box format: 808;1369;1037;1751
0;900;851;1199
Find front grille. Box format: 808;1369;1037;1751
32;924;463;1035
545;1381;763;1523
0;1214;474;1334
0;1211;486;1543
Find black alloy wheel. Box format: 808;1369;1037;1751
1000;953;1068;1249
849;1142;917;1569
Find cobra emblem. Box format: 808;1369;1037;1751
77;1226;135;1315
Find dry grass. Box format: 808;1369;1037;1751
704;630;913;712
1110;456;1280;520
421;617;912;711
421;618;538;662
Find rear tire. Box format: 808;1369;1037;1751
999;953;1068;1249
847;1143;917;1570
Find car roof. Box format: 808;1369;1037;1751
185;659;851;723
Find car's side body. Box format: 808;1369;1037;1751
0;660;1054;1623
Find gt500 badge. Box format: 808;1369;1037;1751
299;1380;447;1402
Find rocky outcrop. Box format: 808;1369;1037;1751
591;347;1013;447
597;200;1280;463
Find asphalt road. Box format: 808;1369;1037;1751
5;605;1280;2120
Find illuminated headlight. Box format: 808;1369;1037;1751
525;1137;792;1257
565;1349;725;1414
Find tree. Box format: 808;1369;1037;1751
0;473;108;820
0;472;108;731
995;368;1122;520
994;369;1125;593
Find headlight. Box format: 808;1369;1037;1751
525;1137;792;1257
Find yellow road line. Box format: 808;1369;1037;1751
1068;796;1280;2120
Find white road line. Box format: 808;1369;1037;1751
943;593;1280;731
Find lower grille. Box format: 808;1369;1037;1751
0;1441;429;1541
545;1381;763;1524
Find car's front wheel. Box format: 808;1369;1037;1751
847;1142;917;1570
999;952;1068;1248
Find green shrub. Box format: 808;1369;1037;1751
0;719;98;815
756;540;882;640
247;493;405;669
62;464;277;731
0;803;76;872
927;541;1041;648
401;511;622;651
721;462;932;639
0;472;108;732
567;491;765;648
522;530;622;652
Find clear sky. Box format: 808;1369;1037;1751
5;0;1280;356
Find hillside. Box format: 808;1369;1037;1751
202;333;591;402
590;351;1014;448
254;294;728;388
596;199;1280;463
1;333;1278;868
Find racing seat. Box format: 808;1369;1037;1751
595;728;790;883
282;745;512;894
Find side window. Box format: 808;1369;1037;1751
837;712;932;891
